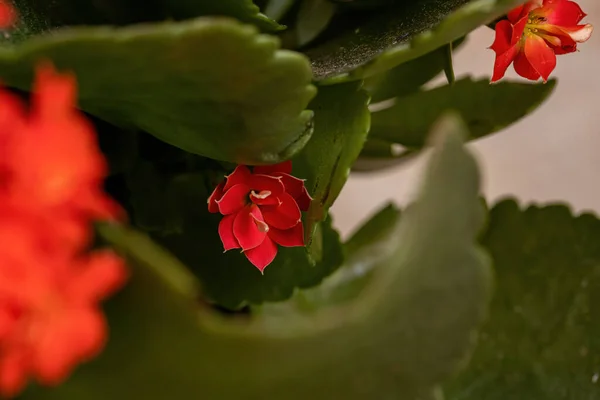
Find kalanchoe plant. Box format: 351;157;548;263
0;0;596;399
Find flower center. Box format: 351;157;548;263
249;190;271;201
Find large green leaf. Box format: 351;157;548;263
257;203;401;311
10;0;281;41
156;172;345;309
0;18;316;164
165;0;284;31
351;138;416;172
296;0;336;46
21;114;490;400
307;0;525;83
293;81;370;244
264;0;298;20
370;77;555;149
364;37;466;103
446;199;600;400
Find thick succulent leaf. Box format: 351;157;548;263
329;0;397;10
364;37;466;103
22;114;490;400
293;81;370;244
9;0;280;42
296;0;336;46
351;138;416;172
307;0;526;83
264;0;298;20
370;77;555;149
257;203;401;311
446;199;600;400
0;18;316;164
155;173;344;309
165;0;284;31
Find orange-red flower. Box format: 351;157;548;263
0;63;127;397
490;0;593;82
208;161;311;272
0;0;15;28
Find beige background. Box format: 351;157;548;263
331;0;600;237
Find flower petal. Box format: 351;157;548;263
279;173;306;198
507;5;526;23
249;190;279;206
295;186;312;212
524;34;557;81
253;161;292;176
223;165;251;191
208;182;225;213
490;18;526;82
244;236;278;273
508;1;542;23
261;193;301;230
269;223;305;247
32;309;105;384
514;51;542;80
32;62;77;119
70;250;128;302
216;183;249;215
541;0;586;26
0;0;16;28
491;43;520;83
247;174;285;196
490;20;514;54
540;22;593;43
218;214;240;251
233;205;268;250
0;351;28;398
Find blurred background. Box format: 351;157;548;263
331;0;600;237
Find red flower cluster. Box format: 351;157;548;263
0;64;127;397
208;161;311;272
490;0;593;82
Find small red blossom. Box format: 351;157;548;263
0;0;16;29
0;63;127;397
490;0;593;82
208;161;312;273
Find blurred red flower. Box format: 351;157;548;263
0;0;16;28
0;63;127;397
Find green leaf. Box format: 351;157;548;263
307;0;525;83
0;18;316;164
258;203;401;311
351;138;416;172
370;77;555;149
328;0;397;10
165;0;284;31
10;0;281;43
293;81;370;244
22;114;490;400
296;0;336;46
364;37;466;103
446;199;600;400
156;173;344;309
264;0;298;20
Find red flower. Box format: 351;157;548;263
208;161;312;273
0;63;127;397
490;0;593;82
0;0;15;29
